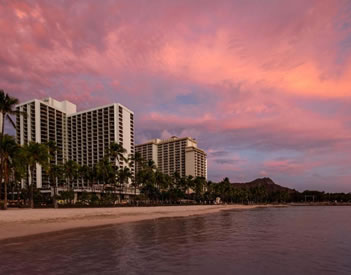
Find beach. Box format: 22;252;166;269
0;205;270;241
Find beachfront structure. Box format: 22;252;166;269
16;98;75;188
67;103;135;186
16;97;134;189
135;136;207;179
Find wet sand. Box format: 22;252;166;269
0;205;273;241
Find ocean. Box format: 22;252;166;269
1;206;351;274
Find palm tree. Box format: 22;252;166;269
129;152;144;195
109;142;127;168
129;152;143;173
0;90;20;135
45;140;58;160
108;143;128;193
138;160;158;201
63;160;79;190
117;166;132;187
0;135;18;209
130;152;143;166
22;142;49;208
96;158;116;190
146;159;157;171
185;175;195;195
194;177;206;202
49;164;63;208
0;90;23;204
79;165;92;188
90;165;98;187
172;171;181;188
12;146;26;206
45;141;60;208
155;171;170;202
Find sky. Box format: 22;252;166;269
1;0;351;192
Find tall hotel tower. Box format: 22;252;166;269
136;136;207;179
16;97;134;189
67;103;135;185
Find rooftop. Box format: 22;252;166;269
136;136;198;146
16;97;133;115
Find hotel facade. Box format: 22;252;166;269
16;97;134;189
135;136;207;179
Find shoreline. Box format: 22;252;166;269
0;205;279;242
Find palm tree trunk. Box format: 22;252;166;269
0;175;2;205
12;182;15;201
50;175;58;209
4;178;7;210
53;185;58;209
1;112;5;136
0;112;5;204
30;167;34;208
4;162;8;210
0;161;3;204
26;165;29;206
17;182;20;207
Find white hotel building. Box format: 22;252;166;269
16;97;134;189
136;136;207;179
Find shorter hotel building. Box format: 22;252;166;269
136;136;207;179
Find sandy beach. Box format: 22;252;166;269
0;205;269;241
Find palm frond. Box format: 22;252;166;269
6;114;16;130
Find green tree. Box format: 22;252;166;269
155;171;171;202
0;90;24;203
155;170;169;190
172;171;181;189
96;158;116;190
109;142;127;168
49;164;63;208
12;147;26;206
130;152;144;195
130;152;143;168
22;142;49;208
0;135;19;209
139;160;158;201
194;177;206;202
146;159;157;171
0;90;20;135
117;166;132;186
45;141;60;208
185;175;195;195
79;165;92;188
63;160;79;190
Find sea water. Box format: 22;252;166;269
1;206;351;274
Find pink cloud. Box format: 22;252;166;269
1;0;351;191
264;159;313;175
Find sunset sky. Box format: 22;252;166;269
1;0;351;192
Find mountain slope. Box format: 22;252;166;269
231;177;298;194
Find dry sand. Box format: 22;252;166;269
0;205;271;241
